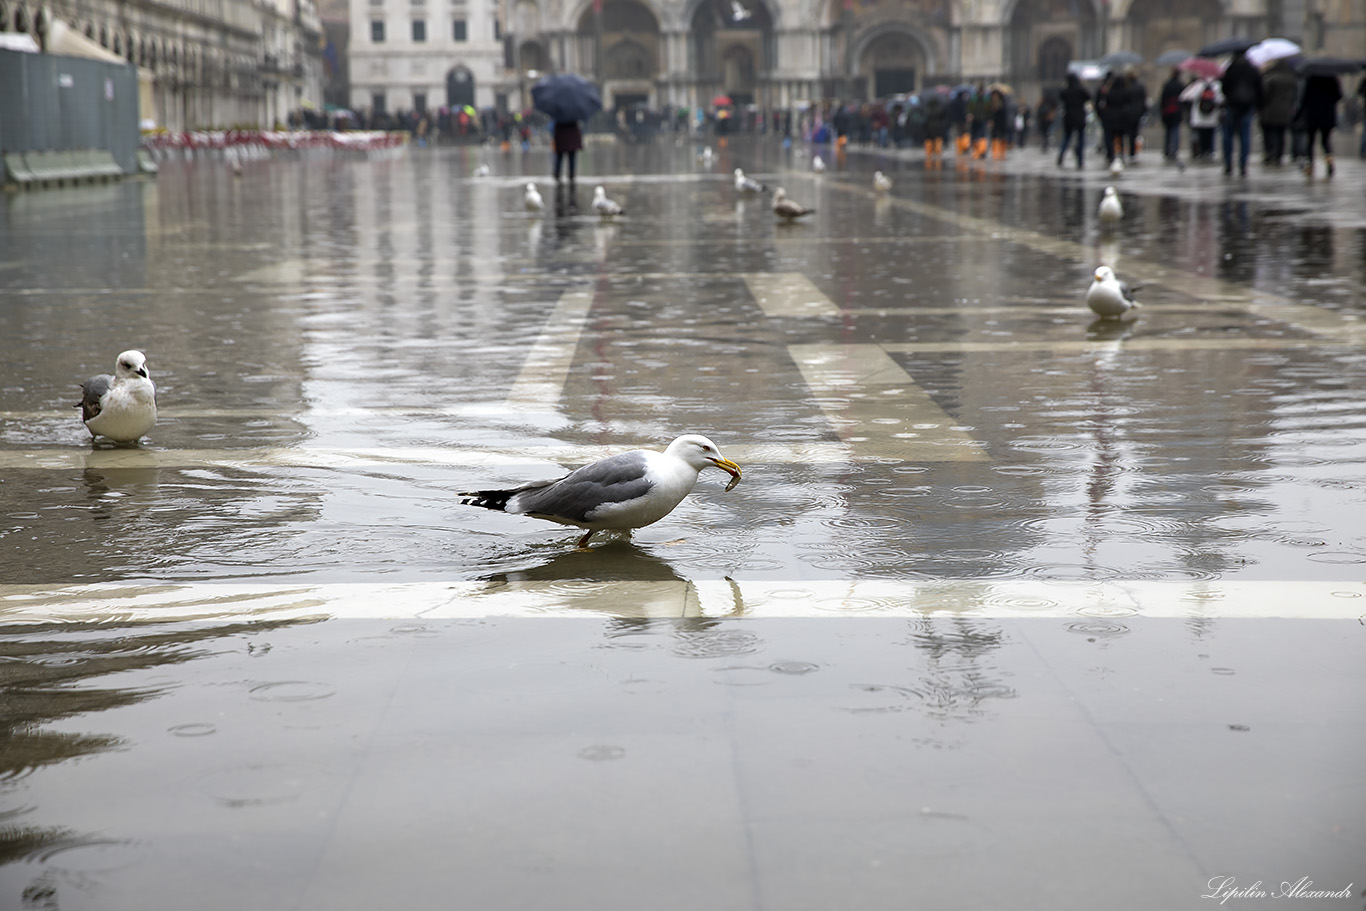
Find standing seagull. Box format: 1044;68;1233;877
812;154;826;173
459;435;742;548
592;185;624;217
772;187;815;221
734;168;766;194
873;171;893;192
1086;266;1141;319
524;182;546;213
1098;185;1123;226
78;350;158;444
472;162;491;177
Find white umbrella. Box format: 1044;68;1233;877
1246;38;1301;68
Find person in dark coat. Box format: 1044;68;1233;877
1298;74;1343;178
1056;73;1091;170
1095;73;1120;163
1218;50;1263;176
1259;59;1298;165
1115;72;1147;160
552;120;583;184
1158;68;1186;162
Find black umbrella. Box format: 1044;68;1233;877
1295;56;1366;76
1196;36;1257;58
531;73;603;123
1155;49;1193;67
1099;51;1144;70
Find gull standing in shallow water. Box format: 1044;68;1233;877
734;168;766;194
772;187;814;221
524;182;545;212
459;435;742;548
1098;185;1123;226
873;171;893;192
1086;266;1141;319
78;349;157;443
592;185;624;217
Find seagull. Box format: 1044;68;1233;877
459;435;742;548
772;187;814;221
812;154;826;173
730;0;751;21
698;146;715;165
592;185;624;217
1086;266;1141;319
873;171;892;192
1109;157;1124;177
1098;185;1123;226
524;182;545;212
734;168;766;194
473;162;491;177
77;350;158;444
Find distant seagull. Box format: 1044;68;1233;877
730;0;752;21
78;349;158;444
873;171;892;192
458;434;741;548
772;187;814;221
1086;266;1141;319
593;185;624;217
698;146;715;165
812;154;826;173
473;162;491;177
1099;185;1123;226
1109;157;1124;177
229;149;243;176
524;182;545;212
734;168;766;194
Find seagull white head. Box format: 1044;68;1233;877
115;350;150;380
773;187;787;201
1094;266;1116;283
593;185;606;199
1103;186;1116;198
526;182;537;192
734;168;744;177
665;434;742;482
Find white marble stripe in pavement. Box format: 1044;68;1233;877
0;579;1361;623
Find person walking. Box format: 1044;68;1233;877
1219;50;1262;176
1259;59;1298;166
1056;73;1091;169
1158;68;1186;163
552;119;583;185
1182;76;1222;160
1299;73;1344;178
1115;71;1148;161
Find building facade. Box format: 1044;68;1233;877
0;0;325;130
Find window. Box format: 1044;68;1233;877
371;19;385;41
493;18;501;40
414;92;427;113
412;18;426;41
452;18;467;41
371;92;386;113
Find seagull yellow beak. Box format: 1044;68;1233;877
1094;269;1105;281
711;457;742;491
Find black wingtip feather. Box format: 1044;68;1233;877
458;489;517;512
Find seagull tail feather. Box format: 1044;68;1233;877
458;489;519;512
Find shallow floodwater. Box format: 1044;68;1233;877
1;139;1363;909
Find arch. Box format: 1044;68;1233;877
682;0;778;32
446;64;475;108
511;0;539;37
517;39;547;73
575;0;658;33
1037;34;1070;82
690;0;773;97
1125;0;1224;63
854;26;929;97
1007;0;1097;86
577;0;660;85
604;37;652;79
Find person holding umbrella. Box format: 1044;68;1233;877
531;73;603;186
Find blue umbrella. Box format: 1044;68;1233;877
531;73;603;124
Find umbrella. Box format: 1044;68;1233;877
987;82;1013;95
1196;36;1256;58
712;94;733;107
1178;56;1225;79
531;72;603;123
1296;56;1366;76
1246;38;1301;68
1099;51;1143;70
1155;49;1193;67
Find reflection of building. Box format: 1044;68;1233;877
0;0;324;129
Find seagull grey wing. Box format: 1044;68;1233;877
79;374;111;421
514;452;655;524
1118;280;1140;302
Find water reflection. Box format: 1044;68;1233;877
0;618;306;864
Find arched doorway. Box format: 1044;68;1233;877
446;65;475;108
1127;0;1223;62
691;0;773;107
858;29;925;97
1037;34;1071;83
517;40;546;74
1008;0;1097;95
577;0;659;97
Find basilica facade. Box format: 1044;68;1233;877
349;0;1362;118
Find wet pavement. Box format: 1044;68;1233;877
1;137;1364;909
